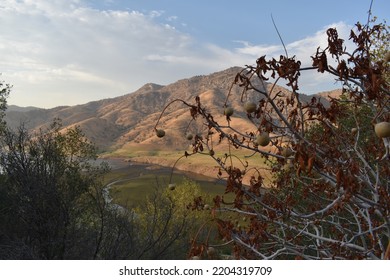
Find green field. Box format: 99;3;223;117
103;160;231;208
101;142;273;210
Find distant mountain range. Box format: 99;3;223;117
7;105;41;112
5;67;341;154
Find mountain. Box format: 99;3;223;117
6;105;42;112
4;67;340;154
317;89;343;100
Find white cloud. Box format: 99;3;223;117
234;21;352;65
234;41;283;56
166;15;178;22
232;21;353;94
0;0;355;108
1;0;196;107
149;10;164;18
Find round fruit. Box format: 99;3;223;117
168;183;176;190
244;102;256;114
374;122;390;138
281;147;293;157
156;129;165;138
207;247;216;255
209;149;215;156
255;132;270;146
224;107;234;117
351;127;358;134
186;133;193;140
203;204;210;210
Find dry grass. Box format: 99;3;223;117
103;140;273;186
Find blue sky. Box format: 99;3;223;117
1;0;388;108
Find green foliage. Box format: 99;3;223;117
0;121;214;259
0;121;110;259
0;78;10;130
370;17;389;62
305;93;379;160
133;179;212;259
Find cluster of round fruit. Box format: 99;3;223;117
155;128;195;142
224;102;270;147
223;101;257;117
156;121;390;140
155;107;390;162
224;102;296;157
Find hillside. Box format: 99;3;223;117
5;67;249;151
7;105;42;112
5;66;341;175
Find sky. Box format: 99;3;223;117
0;0;389;108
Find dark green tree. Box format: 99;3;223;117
0;121;111;259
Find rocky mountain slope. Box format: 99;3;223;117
5;67;341;154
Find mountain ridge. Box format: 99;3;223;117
5;66;342;153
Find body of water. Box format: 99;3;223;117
100;157;224;185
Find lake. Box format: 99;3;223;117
99;158;228;208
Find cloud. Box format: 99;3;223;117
1;0;355;108
234;41;283;57
1;0;195;107
232;21;353;94
166;15;178;22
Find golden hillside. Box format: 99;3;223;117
5;67;341;160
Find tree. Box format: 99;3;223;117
0;78;10;130
0;121;111;259
132;179;213;259
155;17;390;259
0;81;141;259
0;121;215;259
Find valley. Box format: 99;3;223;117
6;66;341;194
101;158;229;209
